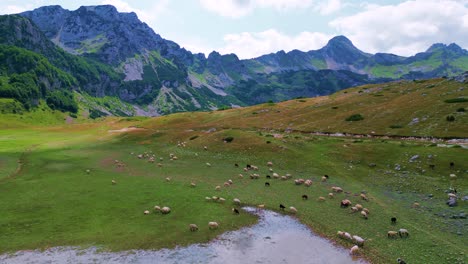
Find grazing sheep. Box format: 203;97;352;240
266;175;271;179
355;204;363;211
450;161;454;168
449;173;457;179
304;180;312;187
218;198;226;203
265;182;270;187
161;207;171;214
412;202;420;208
321;176;327;182
362;208;370;215
235;163;239;167
269;168;274;172
204;146;208;151
289;207;298;214
165;177;171;182
352;235;365;247
144;210;150;215
251;165;259;171
246;164;252;170
154;205;161;211
224;182;230;187
429;164;435;170
351;206;359;213
349;245;359;255
189;224;199;232
233;198;241;205
294;179;304;185
279;204;286;210
361;210;368;219
215;185;221;191
228;179;233;185
206;163;212;167
328;193;334;199
448;193;457;199
387;231;398;238
391;217;397;224
272;173;280;179
267;161;273;167
318;196;326;201
285;173;292;179
157;163;163;167
111;179;116;185
191;182;196;187
302;194;308;200
205;197;212;201
332;186;343;193
398;229;409;238
86;169;91;174
232;208;240;214
238;174;244;178
337;231;353;241
208;222;219;229
340;199;352;208
281;176;288;180
258;204;265;209
243;168;248;172
212;196;219;201
360;193;369;201
397;258;407;264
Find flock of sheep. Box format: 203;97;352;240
102;143;412;263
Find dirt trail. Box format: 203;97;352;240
2;145;38;182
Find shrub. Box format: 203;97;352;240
331;106;338;109
389;124;403;129
345;114;364;121
456;107;465;112
189;135;199;140
223;136;234;143
444;98;468;103
446;115;455;122
266;141;271;144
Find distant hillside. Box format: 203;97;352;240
0;5;465;116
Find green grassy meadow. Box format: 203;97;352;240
0;79;467;263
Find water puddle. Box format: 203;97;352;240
0;207;367;264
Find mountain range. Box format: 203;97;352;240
0;5;467;116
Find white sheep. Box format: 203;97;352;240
215;185;221;191
224;182;230;187
144;210;150;215
289;206;298;214
228;179;233;184
189;224;199;231
206;162;212;167
328;193;334;199
258;204;265;208
360;193;369;201
355;204;363;211
208;221;219;229
349;245;359;255
321;176;327;182
272;173;280;179
337;231;353;241
449;173;457;179
398;228;409;238
318;196;326;201
218;197;226;203
111;179;116;185
165;177;171;182
351;206;359;213
205;197;212;201
154;205;161;211
85;169;91;174
352;235;365;247
362;208;370;215
238;174;244;178
191;182;196;187
387;231;398;238
161;206;171;214
304;179;312;186
233;198;241;205
267;161;273;167
331;186;343;193
361;210;368;219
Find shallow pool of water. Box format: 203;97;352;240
0;207;367;264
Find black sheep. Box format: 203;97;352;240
265;182;270;187
429;164;435;170
279;204;285;210
234;163;239;167
450;162;455;168
391;217;397;224
266;175;271;179
324;174;329;179
232;208;240;214
397;258;406;264
302;194;308;200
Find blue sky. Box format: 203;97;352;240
1;0;467;59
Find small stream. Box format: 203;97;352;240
0;207;368;264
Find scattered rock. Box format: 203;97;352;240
447;198;457;207
409;155;419;162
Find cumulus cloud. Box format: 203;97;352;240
101;0;169;25
0;4;33;14
330;0;468;56
315;0;344;15
216;29;332;59
199;0;315;18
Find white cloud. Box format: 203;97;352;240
0;4;33;15
214;29;332;59
101;0;169;26
330;0;468;56
199;0;315;18
315;0;344;15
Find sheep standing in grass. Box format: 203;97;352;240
355;204;363;211
206;163;212;167
351;206;359;213
340;199;352;208
360;193;369;201
302;194;308;200
218;198;226;203
349;245;359;255
208;222;219;229
318;196;326;202
398;229;409;238
272;173;279;179
215;185;221;191
361;210;368;220
328;193;334;199
191;182;196;188
232;208;240;214
161;207;171;214
205;197;212;201
267;161;273;167
387;231;398;238
258;204;265;209
352;235;365;247
189;224;199;231
233;198;241;205
86;169;91;174
332;186;343;193
144;210;150;215
397;258;407;264
165;177;171;182
154;206;161;211
391;217;397;224
337;231;353;241
304;180;312;187
289;206;297;214
111;179;116;185
362;208;370;215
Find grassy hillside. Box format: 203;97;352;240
0;78;466;264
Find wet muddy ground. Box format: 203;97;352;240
0;207;368;264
